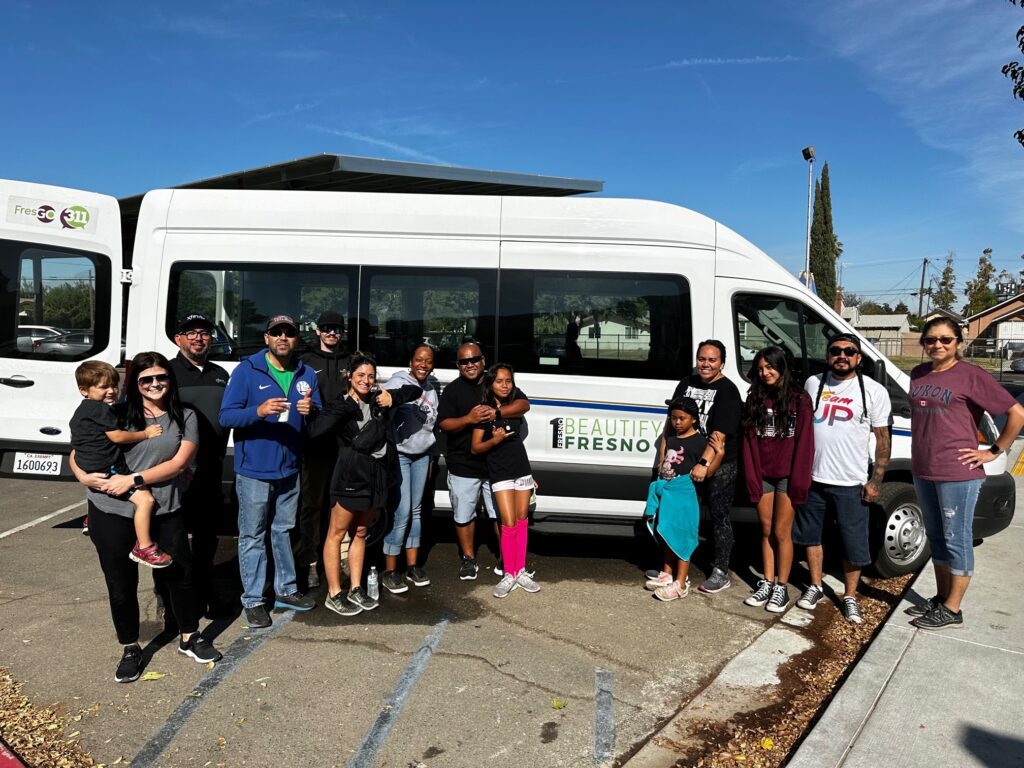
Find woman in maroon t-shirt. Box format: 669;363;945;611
907;318;1024;630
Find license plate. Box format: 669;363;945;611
12;452;62;476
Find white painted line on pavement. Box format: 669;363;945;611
348;611;452;768
0;500;85;540
594;668;615;765
916;629;1024;655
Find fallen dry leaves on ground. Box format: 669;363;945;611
0;668;96;768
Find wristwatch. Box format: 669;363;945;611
133;474;145;487
697;457;709;467
988;445;1003;456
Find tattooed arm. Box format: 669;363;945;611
863;426;891;503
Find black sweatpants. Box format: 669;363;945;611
88;501;200;645
181;470;223;613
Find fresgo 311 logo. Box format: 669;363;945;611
550;415;662;453
7;197;95;231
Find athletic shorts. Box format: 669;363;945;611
491;475;534;493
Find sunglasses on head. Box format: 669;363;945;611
923;335;956;346
457;355;483;366
138;373;170;386
266;327;298;338
828;345;860;357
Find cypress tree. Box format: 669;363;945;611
809;163;838;305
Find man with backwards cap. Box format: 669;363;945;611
297;310;352;589
169;314;230;617
794;332;892;624
220;314;321;628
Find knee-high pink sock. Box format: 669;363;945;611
500;525;517;577
516;518;529;576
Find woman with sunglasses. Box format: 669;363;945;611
906;318;1024;630
70;351;222;683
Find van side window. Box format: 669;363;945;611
733;293;835;382
167;263;356;360
498;270;690;380
0;239;111;360
360;267;497;369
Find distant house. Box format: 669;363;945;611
963;293;1024;348
920;307;963;327
841;308;911;341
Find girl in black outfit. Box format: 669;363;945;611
310;353;421;616
471;364;538;599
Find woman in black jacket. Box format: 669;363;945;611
310;353;421;617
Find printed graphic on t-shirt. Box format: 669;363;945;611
759;408;796;438
909;382;953;414
814;386;863;427
684;385;716;435
659;445;687;480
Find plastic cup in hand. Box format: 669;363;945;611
278;401;291;422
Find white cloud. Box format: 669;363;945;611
646;55;802;70
306;124;450;165
244;101;321;127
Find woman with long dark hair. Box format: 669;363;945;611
906;318;1024;629
741;346;814;614
70;351;221;683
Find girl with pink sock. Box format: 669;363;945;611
471;364;537;598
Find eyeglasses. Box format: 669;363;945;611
138;373;170;386
266;327;298;338
457;355;483;366
319;325;343;335
828;346;860;357
922;335;957;346
181;330;212;340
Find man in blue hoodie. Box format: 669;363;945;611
220;315;322;628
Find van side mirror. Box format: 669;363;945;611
873;359;886;385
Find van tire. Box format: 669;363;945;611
871;482;930;577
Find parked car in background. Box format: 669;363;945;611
33;331;96;359
16;325;64;353
1010;357;1024;373
1005;341;1024;360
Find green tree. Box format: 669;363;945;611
932;252;958;311
859;301;892;314
841;291;861;307
1003;0;1024;147
809;163;838;306
963;248;998;316
893;301;910;314
43;283;92;328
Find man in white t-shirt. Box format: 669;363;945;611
794;333;892;623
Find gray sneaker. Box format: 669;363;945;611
905;594;941;617
381;570;409;594
797;584;826;610
492;573;517;598
324;591;362;617
515;570;541;593
698;567;732;594
405;566;430;587
348;586;379;611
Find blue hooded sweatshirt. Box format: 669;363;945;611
219;350;322;480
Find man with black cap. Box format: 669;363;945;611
220;314;321;628
794;332;891;624
169;314;230;616
297;310;352;589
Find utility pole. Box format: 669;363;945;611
917;257;930;318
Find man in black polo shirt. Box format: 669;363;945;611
169;313;230;616
438;342;529;580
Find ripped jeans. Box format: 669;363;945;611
913;477;983;577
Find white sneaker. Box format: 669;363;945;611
645;571;673;591
492;573;517;599
515;570;541;593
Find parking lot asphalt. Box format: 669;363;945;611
0;477;780;768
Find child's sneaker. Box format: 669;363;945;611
654;579;690;602
698;567;732;594
129;542;173;569
645;571;673;591
515;570;541;593
82;515;90;536
744;579;773;607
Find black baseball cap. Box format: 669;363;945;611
177;313;214;332
827;332;862;351
316;310;345;328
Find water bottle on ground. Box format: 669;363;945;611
367;566;380;601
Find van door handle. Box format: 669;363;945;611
0;376;34;388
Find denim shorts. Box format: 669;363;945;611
447;473;496;525
913;477;983;577
761;476;789;495
793;482;871;566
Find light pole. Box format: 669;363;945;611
802;146;815;289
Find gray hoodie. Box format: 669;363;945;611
381;369;439;455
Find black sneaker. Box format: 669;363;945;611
244;605;272;628
405;566;430;587
744;579;773;607
905;594;942;617
381;570;409;594
911;603;963;630
178;634;223;664
765;583;790;614
274;592;315;612
458;556;479;581
114;644;143;683
325;591;362;617
842;596;863;625
797;584;826;610
348;586;379;611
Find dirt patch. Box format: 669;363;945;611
0;668;96;768
671;573;914;767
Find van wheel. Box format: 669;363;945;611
871;482;930;577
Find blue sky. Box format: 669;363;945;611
3;0;1022;310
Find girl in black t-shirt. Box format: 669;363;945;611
471;363;538;598
644;397;724;601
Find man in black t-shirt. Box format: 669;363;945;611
438;342;529;580
169;313;230;617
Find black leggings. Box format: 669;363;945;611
705;461;738;573
88;501;200;645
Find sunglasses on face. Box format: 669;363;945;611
828;346;860;357
138;373;171;386
457;355;483;366
319;325;343;335
923;335;956;346
266;327;298;338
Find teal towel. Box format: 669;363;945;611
644;475;700;561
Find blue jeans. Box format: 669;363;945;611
913;477;983;577
384;452;430;556
236;473;299;608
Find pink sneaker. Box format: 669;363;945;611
645;571;673;591
129;542;173;569
654;579;690;602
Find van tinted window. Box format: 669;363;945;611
0;238;110;360
168;263;356;360
733;293;837;382
497;270;690;380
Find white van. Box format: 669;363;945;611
0;179;1014;575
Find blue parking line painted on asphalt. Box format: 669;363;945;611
593;668;615;765
348;611;453;768
131;614;295;766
